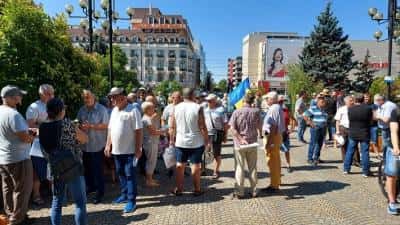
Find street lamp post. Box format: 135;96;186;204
65;0;135;88
368;0;400;99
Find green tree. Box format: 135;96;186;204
351;49;377;93
154;80;182;97
0;0;107;115
300;2;356;89
214;79;227;92
287;64;323;111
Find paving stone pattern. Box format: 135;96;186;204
28;134;399;225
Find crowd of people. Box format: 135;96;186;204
0;82;399;225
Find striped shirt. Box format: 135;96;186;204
303;105;328;128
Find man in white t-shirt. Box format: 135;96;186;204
26;84;54;205
334;96;354;160
105;87;143;213
170;88;209;196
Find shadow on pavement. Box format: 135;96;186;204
259;180;350;200
291;165;338;171
31;210;149;225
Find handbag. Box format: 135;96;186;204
208;110;225;143
48;121;83;184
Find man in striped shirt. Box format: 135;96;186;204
303;95;328;166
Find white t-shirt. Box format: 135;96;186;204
109;104;142;155
334;106;349;128
26;100;48;157
174;101;204;148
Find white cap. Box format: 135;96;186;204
205;93;217;101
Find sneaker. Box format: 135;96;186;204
387;203;399;215
123;201;137;213
343;171;349;175
362;173;371;178
307;160;313;165
112;195;127;204
287;167;293;173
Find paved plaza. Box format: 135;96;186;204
27;134;399;225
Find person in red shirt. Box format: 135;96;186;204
278;95;292;173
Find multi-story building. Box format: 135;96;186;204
193;41;207;86
227;56;243;88
69;7;204;88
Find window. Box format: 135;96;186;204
179;38;186;44
157;59;164;71
145;57;153;69
170;37;175;43
131;36;138;43
157;50;164;57
179;73;185;82
171;17;176;24
169;72;176;81
145;50;153;57
180;50;187;58
168;50;175;58
158;37;164;43
160;17;165;24
157;73;163;82
146;74;153;82
146;36;154;44
179;60;187;71
168;60;175;71
130;50;138;57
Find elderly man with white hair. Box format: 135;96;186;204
262;91;285;193
26;84;54;206
334;95;354;161
375;94;398;157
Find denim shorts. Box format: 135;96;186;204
175;146;205;164
370;126;378;144
384;147;400;177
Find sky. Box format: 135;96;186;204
36;0;387;81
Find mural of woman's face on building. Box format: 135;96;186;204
273;49;283;63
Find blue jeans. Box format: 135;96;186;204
297;116;306;141
344;138;370;174
83;151;104;197
308;126;326;161
114;154;137;202
51;176;87;225
381;129;391;159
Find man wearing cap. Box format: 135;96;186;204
262;91;285;192
304;95;328;166
77;89;109;204
0;85;34;225
204;93;228;178
26;84;54;206
104;87;143;213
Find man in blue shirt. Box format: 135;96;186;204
375;94;398;157
303;95;328;166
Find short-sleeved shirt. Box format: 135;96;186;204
26;100;48;157
161;104;175;126
334;106;349;128
295;97;306;118
262;104;285;134
348;104;372;141
377;101;398;129
229;106;261;149
204;106;227;135
389;109;400;141
303;105;328;128
0;105;30;165
109;104;142;155
77;103;109;152
369;104;378;127
142;114;160;147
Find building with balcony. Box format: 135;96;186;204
69;7;204;88
227;56;243;88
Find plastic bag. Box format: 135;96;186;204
163;146;176;169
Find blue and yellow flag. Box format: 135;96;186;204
228;77;250;109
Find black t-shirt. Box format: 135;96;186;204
389;109;400;139
348;104;373;141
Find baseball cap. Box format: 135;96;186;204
200;91;208;97
1;85;27;98
205;93;217;101
107;87;125;96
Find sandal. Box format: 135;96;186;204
192;189;206;197
169;188;183;196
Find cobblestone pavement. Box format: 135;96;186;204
28;134;399;225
